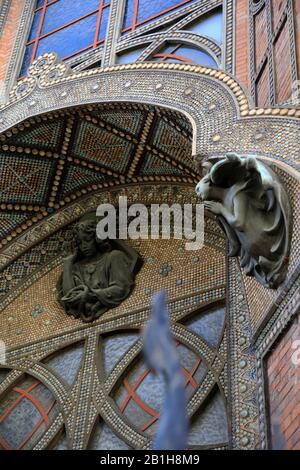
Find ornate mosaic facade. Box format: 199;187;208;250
0;0;299;451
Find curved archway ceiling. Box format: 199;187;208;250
0;103;196;244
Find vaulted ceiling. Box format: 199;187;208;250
0;103;199;247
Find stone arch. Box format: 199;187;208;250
1;54;299;160
122;31;223;67
0;55;299;307
0;56;298;262
0;54;300;450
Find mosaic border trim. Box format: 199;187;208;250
0;0;10;38
227;257;260;450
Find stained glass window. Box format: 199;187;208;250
43;341;84;386
185;8;223;44
0;374;60;450
151;43;218;67
116;45;148;64
112;303;228;448
20;0;111;76
114;342;206;436
122;0;199;34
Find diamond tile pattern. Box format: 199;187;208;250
72;120;135;173
0;153;55;205
152;119;195;171
61;165;105;197
91;109;145;136
139;152;183;176
6;119;65;151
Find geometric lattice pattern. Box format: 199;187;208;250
115;343;205;436
91;109;145;136
0;225;74;299
72;120;135;173
0;212;32;239
114;306;227;447
0;103;194;245
6;119;66;151
0;153;55;205
0;301;228;450
151;118;195;170
61;165;105;198
139;152;183;176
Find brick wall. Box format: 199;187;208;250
257;62;270;107
266;314;300;450
0;0;24;82
237;0;299;106
272;0;288;30
254;5;268;68
274;19;293;103
295;0;300;78
235;0;250;90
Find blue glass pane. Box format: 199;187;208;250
28;10;42;41
123;0;198;31
188;390;228;446
41;0;100;35
36;0;46;7
123;0;135;30
19;44;34;76
186;8;223;44
44;342;84;386
137;0;191;23
183;307;225;348
153;43;218;67
98;6;110;41
160;44;177;53
102;332;139;375
116;46;147;64
176;45;217;67
36;14;97;59
0;374;60;450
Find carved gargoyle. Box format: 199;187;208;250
57;213;142;322
195;153;291;289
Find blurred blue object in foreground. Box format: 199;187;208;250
143;290;188;450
